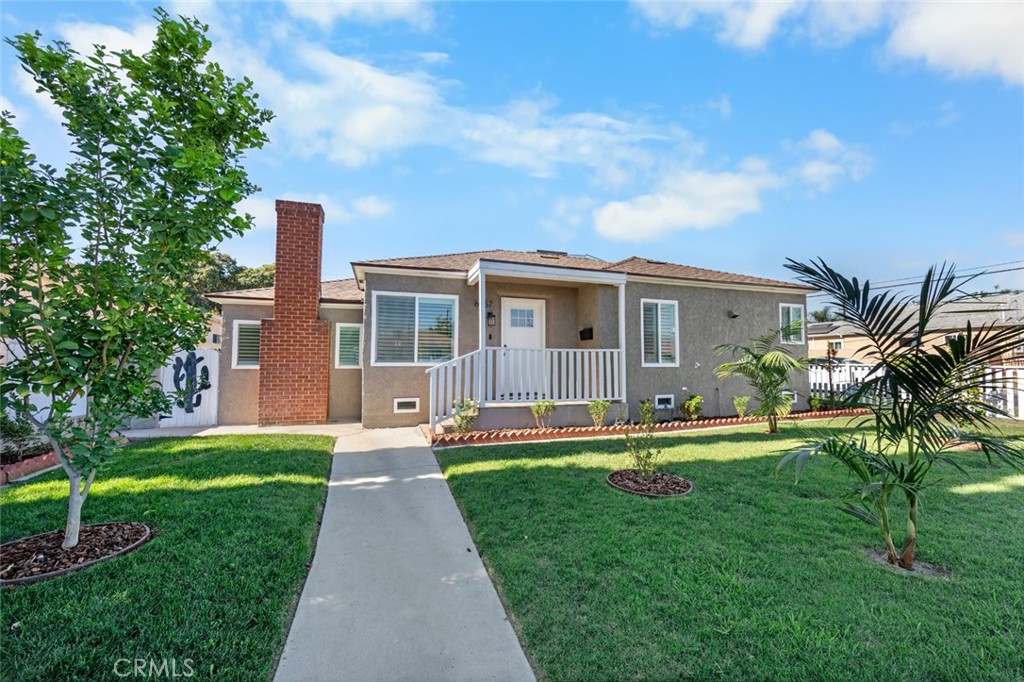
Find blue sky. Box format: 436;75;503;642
3;1;1022;296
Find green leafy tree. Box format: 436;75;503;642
234;262;275;290
714;324;807;434
779;260;1023;570
0;10;272;548
185;250;243;310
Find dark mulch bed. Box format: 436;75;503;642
1;522;151;586
607;469;693;497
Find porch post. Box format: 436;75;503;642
478;271;487;407
618;282;627;404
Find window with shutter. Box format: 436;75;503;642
641;299;678;367
372;292;458;365
336;324;362;368
780;304;805;344
233;320;261;368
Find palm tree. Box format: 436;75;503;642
780;259;1023;570
714;324;808;434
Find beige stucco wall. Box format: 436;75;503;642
486;280;579;349
361;272;478;428
322;307;363;421
576;284;619;349
217;302;364;424
623;282;810;419
218;303;273;425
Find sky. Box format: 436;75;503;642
3;1;1023;299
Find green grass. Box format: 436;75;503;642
437;419;1024;681
1;435;334;681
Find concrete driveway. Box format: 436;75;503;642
274;427;535;682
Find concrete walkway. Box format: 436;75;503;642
121;422;363;440
274;427;535;682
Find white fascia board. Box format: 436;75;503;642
470;260;628;286
626;274;812;296
207;297;273;306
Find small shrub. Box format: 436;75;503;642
451;399;478;434
588;399;612;428
624;399;661;481
733;395;751;419
809;395;823;412
531;399;556;428
0;412;50;465
682;394;704;421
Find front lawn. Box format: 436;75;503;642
1;435;334;681
437;420;1024;681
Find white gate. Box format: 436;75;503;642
159;349;219;427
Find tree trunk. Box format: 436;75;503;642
879;492;899;565
899;495;918;570
768;415;778;434
56;448;96;550
64;470;86;549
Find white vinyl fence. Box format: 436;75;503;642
808;364;1024;420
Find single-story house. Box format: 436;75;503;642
206;200;815;429
808;293;1024;366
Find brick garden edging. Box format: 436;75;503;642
0;451;60;486
429;408;871;448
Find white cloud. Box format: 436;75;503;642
793;128;873;191
0;95;26;124
237;192;394;231
886;2;1024;85
706;94;732;119
284;1;434;30
540;196;595;240
56;19;157;56
352;195;394;218
594;157;783;241
633;0;1024;85
633;0;801;49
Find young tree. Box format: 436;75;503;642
714;324;807;434
0;10;272;548
779;260;1023;570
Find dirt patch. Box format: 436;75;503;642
1;522;151;586
607;469;693;497
864;548;951;579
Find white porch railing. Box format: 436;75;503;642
427;347;624;428
808;364;1024;420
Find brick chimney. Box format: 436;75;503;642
257;200;330;425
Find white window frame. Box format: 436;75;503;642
783;390;799;405
827;339;844;351
393;397;420;413
640;298;680;368
232;319;261;369
779;303;806;345
370;291;459;367
654;394;675;410
335;323;363;369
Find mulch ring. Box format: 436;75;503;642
0;522;151;587
607;469;693;498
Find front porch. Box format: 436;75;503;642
427;259;629;430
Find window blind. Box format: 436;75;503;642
337;325;361;367
235;323;261;366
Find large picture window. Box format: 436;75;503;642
780;303;806;344
373;292;457;365
641;299;678;367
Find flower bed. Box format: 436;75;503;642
0;450;59;486
430;408;870;447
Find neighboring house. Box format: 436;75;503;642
808;294;1024;366
206;200;814;429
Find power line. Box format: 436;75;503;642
858;259;1024;288
807;264;1024;299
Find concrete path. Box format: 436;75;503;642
274;427;535;682
121;422;363;440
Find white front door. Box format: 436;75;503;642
500;297;545;348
